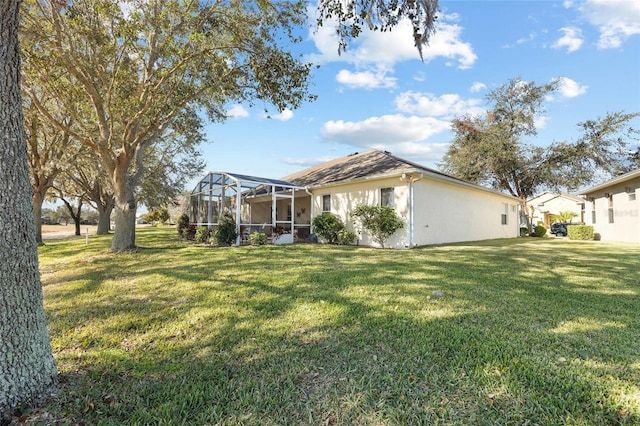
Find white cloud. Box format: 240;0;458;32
307;12;477;69
320;115;451;147
557;77;588;98
552;27;584;52
394;91;484;117
563;1;574;8
226;104;249;118
535;116;550;130
271;109;294;121
282;155;337;167
470;82;486;93
336;69;397;89
581;0;640;48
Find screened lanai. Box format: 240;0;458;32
190;172;311;245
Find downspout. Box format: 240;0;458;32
305;187;314;235
235;180;242;246
401;173;423;247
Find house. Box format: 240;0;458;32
526;192;585;228
190;150;520;248
580;168;640;243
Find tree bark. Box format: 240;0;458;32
0;0;57;417
32;190;45;245
96;199;114;235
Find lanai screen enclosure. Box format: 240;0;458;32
190;172;311;245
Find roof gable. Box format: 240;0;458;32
281;149;520;202
283;150;450;187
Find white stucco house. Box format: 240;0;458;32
190;150;520;248
580;168;640;243
526;192;585;227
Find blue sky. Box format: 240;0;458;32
195;0;640;188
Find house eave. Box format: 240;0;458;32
580;169;640;195
306;168;520;202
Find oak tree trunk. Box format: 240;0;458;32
0;0;57;417
32;190;45;245
96;198;114;235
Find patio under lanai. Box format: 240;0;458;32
189;172;312;245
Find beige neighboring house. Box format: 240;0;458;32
526;192;585;227
580;168;640;243
191;150;520;248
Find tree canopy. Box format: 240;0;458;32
441;77;640;206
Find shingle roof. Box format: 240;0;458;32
281;149;453;188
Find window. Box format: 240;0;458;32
381;187;394;208
626;187;637;202
607;194;614;224
322;195;331;212
501;203;508;225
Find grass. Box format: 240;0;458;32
34;227;639;425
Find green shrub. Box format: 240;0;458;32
311;212;345;244
177;213;190;236
249;232;268;246
567;225;594;240
337;229;357;245
350;205;404;248
194;226;210;244
520;227;529;237
533;224;547;237
215;212;237;246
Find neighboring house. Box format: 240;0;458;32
526;192;585;227
190;150;520;248
580;169;640;243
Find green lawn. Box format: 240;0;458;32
35;227;639;425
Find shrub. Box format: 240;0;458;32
177;213;190;236
181;224;197;240
350;205;404;248
337;229;357;245
194;226;210;244
520;227;529;237
311;212;346;244
215;212;237;246
249;232;268;246
567;225;594;240
533;224;547;237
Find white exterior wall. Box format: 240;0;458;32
412;178;519;245
311;176;410;249
310;175;518;248
583;177;640;243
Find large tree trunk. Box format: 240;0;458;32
96;196;114;235
0;0;57;417
111;171;137;252
32;190;45;245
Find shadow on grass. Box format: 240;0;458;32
39;230;639;425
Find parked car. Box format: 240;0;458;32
550;223;568;237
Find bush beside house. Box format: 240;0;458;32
567;225;594;240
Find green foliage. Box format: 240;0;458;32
350;204;404;248
249;232;268;246
533;224;547;238
441;77;640;198
553;210;578;224
144;208;170;224
520;227;530;237
311;212;346;244
215;212;237;246
337;229;357;245
567;225;594;241
194;226;210;244
177;213;190;236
